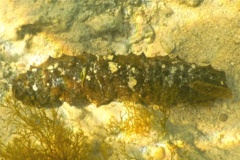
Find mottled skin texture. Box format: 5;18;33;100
12;53;232;108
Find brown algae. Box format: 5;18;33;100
0;96;91;160
0;96;165;159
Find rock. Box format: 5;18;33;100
162;6;174;17
86;8;122;34
219;113;228;122
160;37;175;54
152;146;165;160
180;0;203;7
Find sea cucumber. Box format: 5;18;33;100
12;53;233;108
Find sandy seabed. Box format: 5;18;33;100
1;0;240;159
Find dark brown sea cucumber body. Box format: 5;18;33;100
12;53;232;108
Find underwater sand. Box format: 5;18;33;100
1;0;240;159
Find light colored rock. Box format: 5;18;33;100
152;146;166;160
180;0;203;7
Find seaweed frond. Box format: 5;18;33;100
0;95;91;160
106;102;168;137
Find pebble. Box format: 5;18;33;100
152;146;165;160
135;15;144;24
162;6;174;17
161;38;175;54
219;113;228;122
180;0;203;7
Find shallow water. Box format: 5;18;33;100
1;1;240;159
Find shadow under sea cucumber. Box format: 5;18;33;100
12;53;233;108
